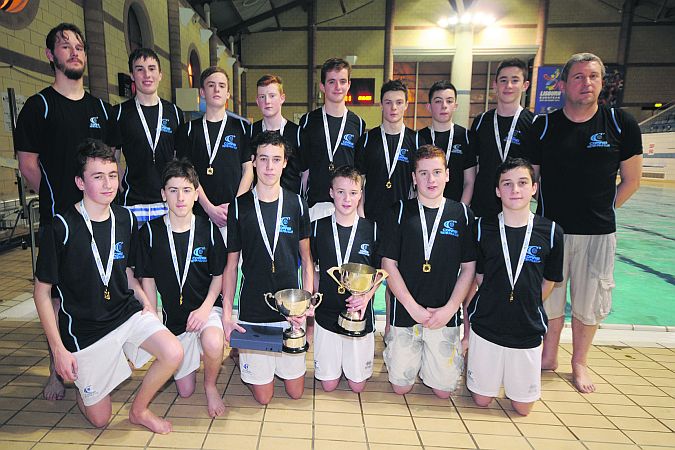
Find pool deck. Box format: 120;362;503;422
1;249;674;449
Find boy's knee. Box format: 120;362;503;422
512;401;534;416
254;392;273;405
201;334;224;358
391;384;413;395
88;411;112;428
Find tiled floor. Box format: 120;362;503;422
1;247;675;449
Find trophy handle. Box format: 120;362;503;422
325;266;344;290
373;269;389;288
264;292;278;312
311;292;323;310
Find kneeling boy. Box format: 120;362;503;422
33;140;183;433
136;159;227;417
466;157;563;416
379;144;476;398
310;165;380;393
223;131;313;405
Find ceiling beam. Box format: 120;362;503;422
218;0;309;39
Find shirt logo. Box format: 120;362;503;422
222;135;238;149
587;132;611;149
113;242;125;260
397;148;409;163
83;385;97;398
89;116;101;129
161;118;172;134
191;246;207;263
358;243;370;256
341;133;355;149
507;130;521;146
440;220;459;237
525;245;542;263
451;144;463;154
279;216;293;234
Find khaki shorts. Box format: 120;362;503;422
73;311;167;406
466;329;542;403
238;321;307;385
383;324;463;392
545;233;616;325
313;322;374;383
309;202;335;222
174;307;224;380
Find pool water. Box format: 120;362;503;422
222;185;674;327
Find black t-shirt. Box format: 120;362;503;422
35;204;142;352
416;124;477;202
469;214;564;349
249;120;302;194
176;115;251;216
226;189;310;323
134;215;226;335
14;87;121;223
378;199;477;327
354;127;417;224
115;99;183;206
529;106;643;234
298;108;366;206
310;216;380;334
470;108;535;218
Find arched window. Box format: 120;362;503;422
124;1;153;54
188;50;201;88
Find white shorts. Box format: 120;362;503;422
174;307;224;380
466;329;542;403
238;321;306;385
309;202;335;222
383;324;463;392
73;311;167;406
313;322;374;383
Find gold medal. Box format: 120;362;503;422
509;291;514;302
104;288;111;300
271;261;276;273
422;262;431;273
385;180;392;189
337;286;346;294
180;294;183;306
328;162;335;172
206;166;214;175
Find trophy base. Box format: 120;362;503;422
337;312;368;337
282;342;309;354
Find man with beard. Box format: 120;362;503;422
15;23;120;401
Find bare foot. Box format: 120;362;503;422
572;363;596;393
541;359;558;371
205;385;225;417
43;371;66;401
129;407;172;434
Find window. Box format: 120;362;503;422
124;0;153;54
188;50;201;88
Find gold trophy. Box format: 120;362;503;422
326;263;388;337
264;288;323;353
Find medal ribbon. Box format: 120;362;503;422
79;201;115;295
417;198;446;265
135;98;163;163
380;125;406;181
322;106;348;166
331;214;359;266
164;214;196;304
202;114;228;168
493;106;523;162
253;187;284;269
498;211;534;298
262;117;287;136
430;124;455;164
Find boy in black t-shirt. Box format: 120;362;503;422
33;140;182;433
223;131;313;405
379;145;476;399
416;80;476;204
115;48;183;225
467;158;563;416
176;67;253;234
298;58;366;221
135;159;227;418
250;74;301;194
470;59;534;218
310;166;382;393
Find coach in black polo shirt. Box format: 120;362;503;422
530;53;642;394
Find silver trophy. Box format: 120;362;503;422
326;263;388;337
264;288;323;353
